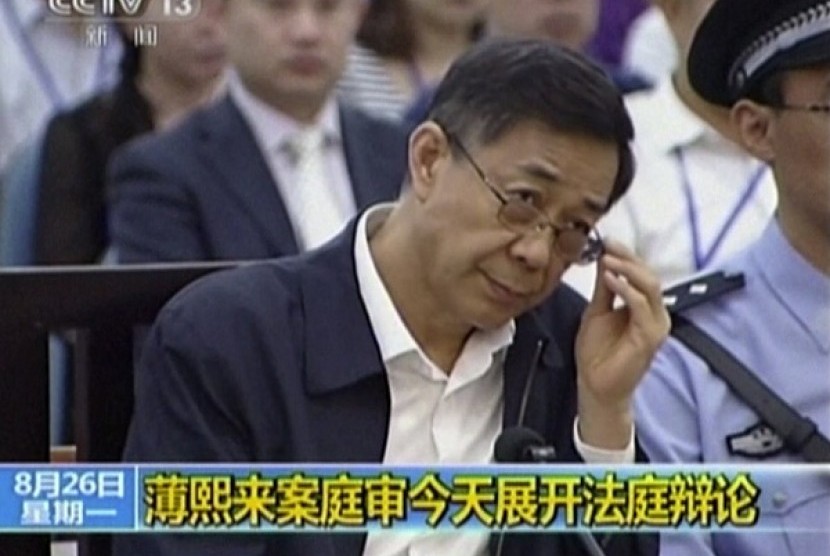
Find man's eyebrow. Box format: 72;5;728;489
516;161;608;215
582;197;608;215
517;161;561;184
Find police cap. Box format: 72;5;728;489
688;0;830;106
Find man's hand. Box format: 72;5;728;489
575;241;670;450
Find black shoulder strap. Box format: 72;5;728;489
671;313;830;463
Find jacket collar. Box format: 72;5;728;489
198;95;300;256
227;72;342;154
339;104;406;209
297;217;565;399
298;217;386;394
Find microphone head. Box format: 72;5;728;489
494;427;549;463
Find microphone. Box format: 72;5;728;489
493;427;607;556
494;426;556;463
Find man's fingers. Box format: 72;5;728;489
600;254;664;315
602;269;651;321
587;257;615;314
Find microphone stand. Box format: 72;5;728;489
525;445;607;556
494;336;607;556
493;427;607;556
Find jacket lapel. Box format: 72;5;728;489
502;312;564;430
198;96;300;256
298;220;390;463
340;106;403;208
295;222;389;556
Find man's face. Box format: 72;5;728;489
411;121;617;330
769;64;830;237
222;0;363;110
488;0;599;51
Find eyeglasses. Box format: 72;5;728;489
771;102;830;114
441;128;605;266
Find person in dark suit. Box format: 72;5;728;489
108;0;408;263
116;40;669;556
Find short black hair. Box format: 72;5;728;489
427;39;635;210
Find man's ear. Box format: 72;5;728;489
407;121;451;202
731;99;776;164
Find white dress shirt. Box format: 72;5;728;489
564;77;778;298
0;0;121;171
355;206;634;556
621;6;677;86
228;73;356;251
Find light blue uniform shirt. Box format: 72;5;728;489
635;219;830;555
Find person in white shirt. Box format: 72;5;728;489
0;0;122;173
116;40;667;556
565;0;778;297
621;4;676;86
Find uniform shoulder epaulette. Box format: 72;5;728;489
662;271;746;314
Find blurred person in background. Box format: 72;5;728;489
33;0;228;265
338;0;486;122
10;0;226;449
587;0;648;71
621;2;677;86
564;0;777;297
108;0;409;263
485;0;650;93
0;0;122;174
405;0;650;124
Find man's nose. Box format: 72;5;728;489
508;227;556;271
290;6;324;42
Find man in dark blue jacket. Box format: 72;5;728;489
108;0;407;262
117;39;669;556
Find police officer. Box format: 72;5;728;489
634;0;830;554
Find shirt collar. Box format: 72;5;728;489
646;77;723;154
654;77;706;153
354;204;515;366
227;71;341;155
750;218;830;352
